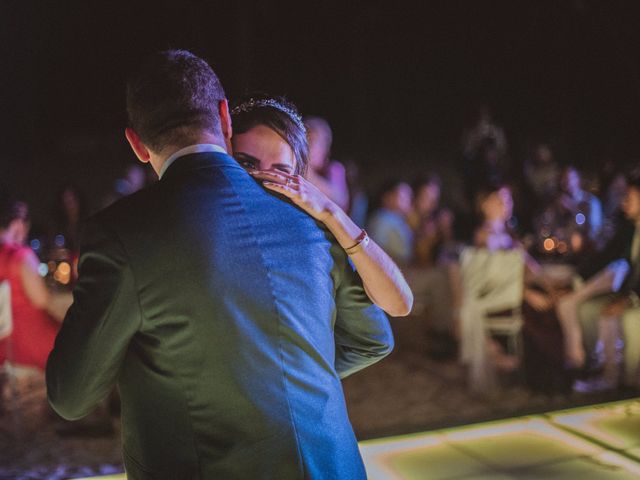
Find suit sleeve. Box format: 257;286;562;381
332;241;394;379
46;216;142;420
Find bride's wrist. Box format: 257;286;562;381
323;207;366;250
319;201;341;225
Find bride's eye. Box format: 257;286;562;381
235;153;258;170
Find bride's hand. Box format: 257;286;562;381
249;170;337;223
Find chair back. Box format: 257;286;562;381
0;279;12;340
459;247;525;393
460;247;524;313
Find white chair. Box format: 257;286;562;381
459;247;525;393
0;280;17;416
0;279;12;340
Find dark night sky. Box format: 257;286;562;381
3;0;640;223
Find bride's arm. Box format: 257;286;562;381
250;170;413;317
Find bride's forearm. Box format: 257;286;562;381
254;169;412;315
324;206;413;317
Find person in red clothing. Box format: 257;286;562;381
0;193;63;370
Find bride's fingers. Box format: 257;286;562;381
250;170;296;185
254;173;301;192
250;171;284;184
262;181;298;198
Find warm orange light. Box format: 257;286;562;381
57;262;71;275
543;238;555;251
54;266;71;285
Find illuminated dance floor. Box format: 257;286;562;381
360;398;640;479
78;399;640;480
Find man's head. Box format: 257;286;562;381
412;174;441;216
125;50;230;173
0;192;30;245
622;174;640;222
379;180;413;215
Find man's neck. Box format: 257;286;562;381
153;134;227;175
485;218;506;232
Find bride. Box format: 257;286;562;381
230;95;413;317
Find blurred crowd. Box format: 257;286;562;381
1;104;639;410
362;106;640;396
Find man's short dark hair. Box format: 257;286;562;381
0;191;26;230
126;50;226;152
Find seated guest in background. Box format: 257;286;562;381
304;116;350;211
557;173;640;390
559;165;603;242
536;166;603;252
407;174;455;266
0;193;65;371
467;184;563;380
404;174;460;341
473;184;516;250
368;180;414;266
599;158;628;221
600;167;628;243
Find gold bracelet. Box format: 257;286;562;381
345;229;370;256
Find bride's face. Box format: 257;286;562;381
232;125;296;174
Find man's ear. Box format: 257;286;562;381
219;99;232;142
125;128;151;163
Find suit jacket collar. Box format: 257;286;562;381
161;151;243;181
159;144;227;178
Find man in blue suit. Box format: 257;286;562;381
46;50;393;479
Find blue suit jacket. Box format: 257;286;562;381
46;152;393;479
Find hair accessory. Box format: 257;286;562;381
231;98;305;132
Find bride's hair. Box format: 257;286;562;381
231;94;308;176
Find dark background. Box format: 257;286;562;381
2;0;640;225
